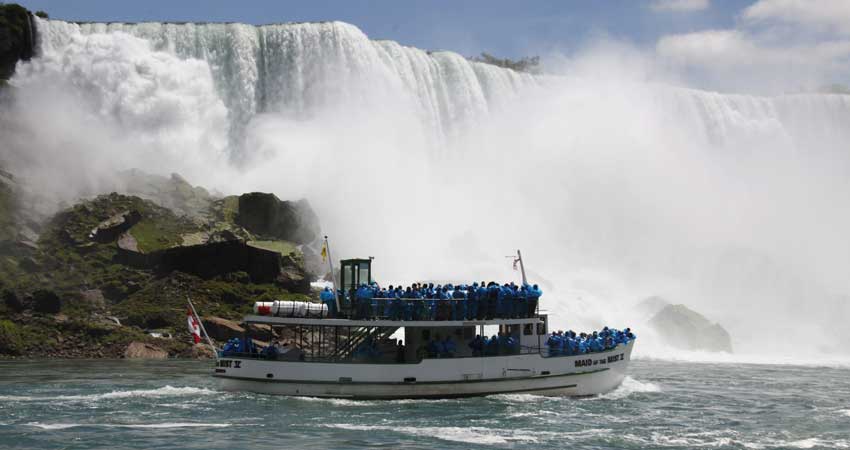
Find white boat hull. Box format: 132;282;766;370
213;341;634;399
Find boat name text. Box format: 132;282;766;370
575;353;625;368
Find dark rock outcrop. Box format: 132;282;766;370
648;303;733;353
158;240;280;282
31;289;61;313
236;193;319;245
0;4;37;81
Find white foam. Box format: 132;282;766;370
595;376;661;400
486;393;548;403
785;438;850;449
26;422;230;430
839;409;850;417
293;396;377;407
0;386;218;403
326;424;541;445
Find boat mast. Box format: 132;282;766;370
324;236;341;313
516;249;528;285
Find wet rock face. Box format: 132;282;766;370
236;193;319;245
648;303;733;353
0;4;36;81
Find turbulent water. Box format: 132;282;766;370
1;360;849;449
4;18;850;358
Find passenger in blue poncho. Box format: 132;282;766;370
319;287;336;318
467;283;479;320
469;335;484;356
443;336;456;357
527;284;542;317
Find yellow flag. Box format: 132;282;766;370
321;242;327;263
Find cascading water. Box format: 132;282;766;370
4;18;850;361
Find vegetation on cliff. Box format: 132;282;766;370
0;170;322;359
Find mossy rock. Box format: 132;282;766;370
0;319;25;355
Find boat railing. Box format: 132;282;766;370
332;296;540;321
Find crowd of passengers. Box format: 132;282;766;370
319;282;543;320
546;327;635;356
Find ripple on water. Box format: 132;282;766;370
324;424;542;445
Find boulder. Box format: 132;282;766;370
236;193;319;245
31;289;61;314
202;316;244;341
648;304;733;353
89;210;142;243
124;341;168;359
186;343;215;359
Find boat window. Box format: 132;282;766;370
463;327;475;340
523;324;533;336
359;265;370;286
421;329;430;340
537;321;547;335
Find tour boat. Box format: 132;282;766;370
203;248;635;399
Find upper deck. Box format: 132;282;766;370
243;314;544;328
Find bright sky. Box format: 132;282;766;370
14;0;850;92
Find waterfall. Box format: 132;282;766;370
33;19;535;156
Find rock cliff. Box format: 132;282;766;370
0;169;322;359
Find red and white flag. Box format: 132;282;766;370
187;308;201;344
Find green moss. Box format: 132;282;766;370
129;218;187;253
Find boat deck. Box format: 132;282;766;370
243;314;544;327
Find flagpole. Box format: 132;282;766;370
187;295;218;357
323;236;341;313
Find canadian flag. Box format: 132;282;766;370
187;309;201;344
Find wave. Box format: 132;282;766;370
0;385;218;403
324;424;542;445
595;376;661;400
